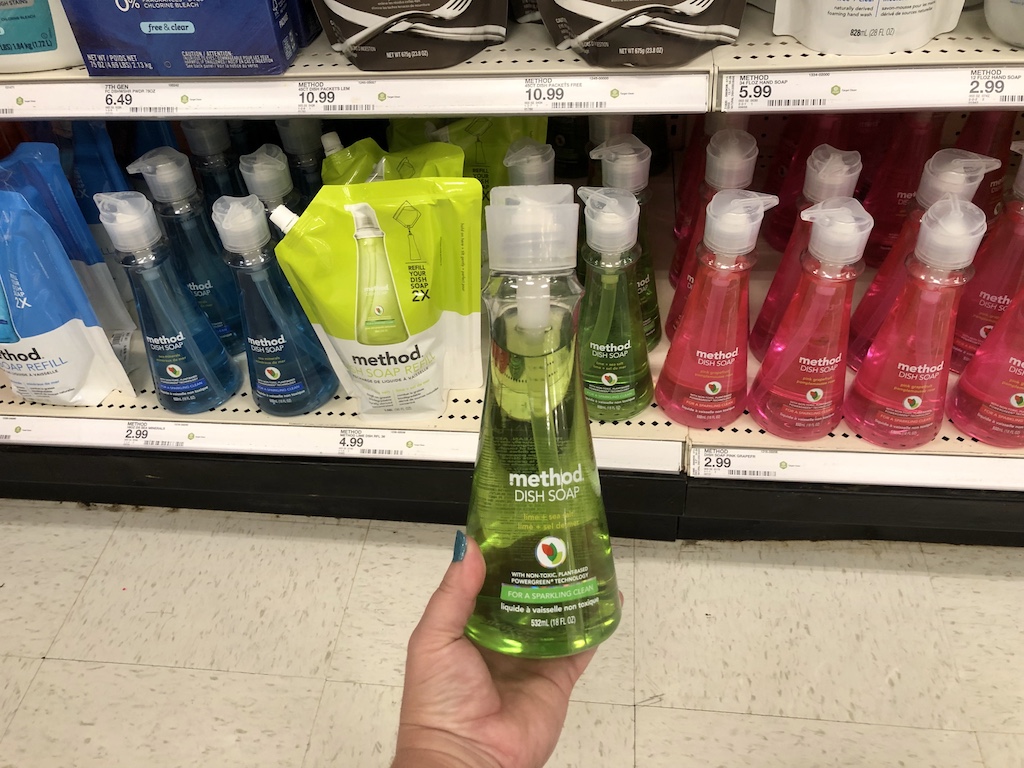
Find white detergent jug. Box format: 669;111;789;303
0;0;82;73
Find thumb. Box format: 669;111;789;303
409;531;485;652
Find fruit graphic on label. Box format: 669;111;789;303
601;372;618;386
705;381;722;395
265;366;281;381
980;325;994;339
374;306;384;316
903;396;922;411
166;364;183;378
806;388;824;403
535;536;567;568
1012;393;1024;409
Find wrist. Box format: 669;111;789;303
392;727;502;768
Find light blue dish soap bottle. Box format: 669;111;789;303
94;191;240;414
275;118;325;209
127;147;245;356
181;120;247;214
212;195;339;417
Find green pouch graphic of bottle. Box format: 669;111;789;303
347;203;409;346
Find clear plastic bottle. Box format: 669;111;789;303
954;109;1016;222
589;134;661;350
748;198;872;440
949;282;1024;448
211;195;338;417
577;187;653;421
503;137;555;186
181;120;247;214
750;145;862;361
275;118;325;208
126;147;245;356
466;184;620;659
951;142;1024;373
586;114;633;186
665;129;759;336
844;195;987;449
848;148;999;370
238;144;306;238
845;112;892;200
656;190;779;429
94;191;240;414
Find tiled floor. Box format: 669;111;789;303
0;498;1022;767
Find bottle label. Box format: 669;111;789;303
248;333;308;405
865;360;945;430
145;331;212;404
0;1;58;56
764;354;844;430
953;291;1011;359
674;347;743;421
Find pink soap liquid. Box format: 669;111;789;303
954;109;1016;222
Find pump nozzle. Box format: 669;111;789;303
916;148;1002;209
485;184;578;273
93;191;162;252
589;134;652;193
275;118;324;156
503;137;555;186
345;202;384;239
321;131;344;157
126;147;197;203
1011;140;1024;199
589;114;634;146
181;120;231;157
801;197;873;264
915;194;987;269
578;186;640;254
705;129;759;190
804;144;863;203
211;195;271;253
239;144;295;203
703;189;779;256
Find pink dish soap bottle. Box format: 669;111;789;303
843;195;987;449
655;190;779;429
749;144;863;361
954;109;1016;223
748;198;873;441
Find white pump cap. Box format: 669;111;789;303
803;144;863;203
705;129;759;190
181;120;231;157
703;189;779;256
93;191;163;253
801;197;874;265
485;185;578;272
211;195;271;253
589;114;634;146
916;148;1002;209
578;187;640;254
590;134;651;193
705;112;749;136
321;131;344;156
504;137;555;186
345;203;384;239
126;147;197;203
1010;140;1024;199
269;205;300;236
915;194;987;269
239;144;295;202
275;118;324;156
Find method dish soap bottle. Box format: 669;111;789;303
127;147;245;356
577;187;653;421
466;184;620;659
181;120;247;214
238;144;306;237
347;203;409;346
211;196;338;416
94;191;239;414
275;118;325;208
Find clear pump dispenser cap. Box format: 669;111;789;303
485;184;578;272
804;144;863;203
93;191;163;252
916;148;1002;209
704;189;779;256
1012;140;1024;199
589;134;651;193
578;187;640;253
239;144;294;202
126;147;197;203
275;118;324;156
181;119;231;157
345;203;384;239
801;197;873;264
915;194;987;269
705;112;749;136
705;129;759;190
212;195;271;253
503;137;556;186
589;114;634;146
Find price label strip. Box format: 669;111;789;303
295;80;379;114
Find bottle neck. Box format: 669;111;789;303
117;238;172;270
582;244;639;271
152;190;205;218
906;253;974;287
800;251;864;282
224;243;275;271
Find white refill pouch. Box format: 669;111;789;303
984;0;1024;46
774;0;966;55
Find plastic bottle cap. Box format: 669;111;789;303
345;202;384;239
239;144;294;202
916;148;1002;209
705;112;749;136
503;137;555;186
589;114;634;146
578;187;640;253
485;184;578;272
589;134;651;193
321;131;344;156
269;205;300;236
915;194;987;269
705;129;759;190
275;118;324;156
93;191;162;252
703;189;779;256
801;197;874;264
1012;140;1024;198
211;195;271;253
803;144;862;203
181;119;231;157
126;147;197;203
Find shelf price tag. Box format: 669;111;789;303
295;80;372;114
122;420;187;449
720;73;830;111
966;67;1024;107
337;428;405;457
100;83;182;117
522;74;707;113
689;447;782;480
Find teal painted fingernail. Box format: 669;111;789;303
452;530;467;562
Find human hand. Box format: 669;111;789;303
391;531;597;768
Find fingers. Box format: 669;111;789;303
408;532;485;654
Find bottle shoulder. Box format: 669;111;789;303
153;192;208;220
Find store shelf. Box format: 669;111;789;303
716;7;1024;112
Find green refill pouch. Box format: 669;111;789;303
275;178;483;419
321;137;465;185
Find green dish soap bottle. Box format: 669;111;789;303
577;187;653;421
466;184;621;659
346;203;410;346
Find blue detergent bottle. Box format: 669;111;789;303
94;192;240;414
211;195;339;416
181;120;248;214
127;147;245;355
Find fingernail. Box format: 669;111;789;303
452;530;467;562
